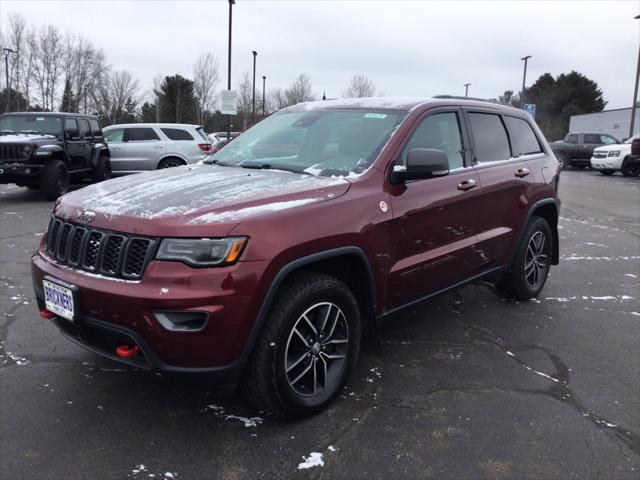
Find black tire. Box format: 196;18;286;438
26;184;39;190
498;216;553;300
91;155;112;183
241;272;361;418
157;157;186;169
621;157;640;177
599;169;615;176
41;160;69;200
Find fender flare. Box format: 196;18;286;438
512;198;560;265
237;246;376;369
90;144;110;167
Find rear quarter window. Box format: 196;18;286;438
504;116;542;156
161;128;194;141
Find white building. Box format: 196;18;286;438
569;107;639;141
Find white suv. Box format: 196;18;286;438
103;123;212;175
590;135;637;176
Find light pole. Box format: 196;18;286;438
251;50;257;125
3;48;15;113
226;0;235;138
629;14;640;138
464;83;471;97
262;75;266;117
520;55;532;107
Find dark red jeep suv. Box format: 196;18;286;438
32;97;560;417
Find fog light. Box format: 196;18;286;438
154;311;208;332
25;168;31;174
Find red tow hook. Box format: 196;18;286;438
40;310;55;319
116;345;140;358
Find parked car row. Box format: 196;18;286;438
590;134;640;176
0;111;243;198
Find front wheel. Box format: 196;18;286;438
91;155;112;183
241;272;361;418
41;160;69;200
599;169;615;176
498;216;553;300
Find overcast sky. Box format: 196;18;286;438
1;0;638;109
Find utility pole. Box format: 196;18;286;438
629;14;640;137
262;75;266;117
464;83;471;97
520;55;532;107
227;0;235;139
251;50;257;125
3;48;15;113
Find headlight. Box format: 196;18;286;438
607;150;620;157
156;237;247;267
35;148;52;157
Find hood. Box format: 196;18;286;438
593;143;631;153
0;133;57;143
55;164;351;237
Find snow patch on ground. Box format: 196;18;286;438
297;452;324;470
202;404;263;427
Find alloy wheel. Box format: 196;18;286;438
524;231;548;288
284;302;349;397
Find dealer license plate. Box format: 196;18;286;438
43;279;75;321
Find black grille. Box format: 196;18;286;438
0;144;30;161
45;217;156;280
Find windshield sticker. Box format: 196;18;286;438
364;113;387;119
36;117;45;121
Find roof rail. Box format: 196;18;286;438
433;95;504;105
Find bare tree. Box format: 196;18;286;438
93;70;139;124
266;74;316;113
7;13;28;110
236;71;252;129
31;25;64;111
193;52;220;126
343;74;376;98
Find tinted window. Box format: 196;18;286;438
468;113;511;163
90;119;102;138
504;116;542;156
400;112;464;169
565;134;578;144
65;118;80;139
583;134;600;144
104;128;124;143
79;119;91;139
128;127;159;141
161;128;194;141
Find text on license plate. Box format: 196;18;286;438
43;279;74;321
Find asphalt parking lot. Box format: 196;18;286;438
1;170;639;480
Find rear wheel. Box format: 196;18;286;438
599;169;615;176
498;216;552;300
41;160;69;200
157;157;186;169
621;157;640;177
241;272;361;418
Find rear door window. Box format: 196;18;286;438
468;113;511;163
127;127;160;141
161;128;194;141
90;119;103;139
504;116;542;156
79;119;91;140
583;134;600;144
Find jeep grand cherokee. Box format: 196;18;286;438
32;97;561;417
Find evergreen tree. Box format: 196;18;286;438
60;79;75;113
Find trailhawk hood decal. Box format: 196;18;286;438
55;164;350;237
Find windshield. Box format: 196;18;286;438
0;114;63;136
211;109;407;177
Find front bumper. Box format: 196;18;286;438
32;251;270;382
0;162;44;183
590;156;622;170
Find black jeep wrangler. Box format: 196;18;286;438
0;112;111;199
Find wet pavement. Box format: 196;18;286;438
1;170;639;479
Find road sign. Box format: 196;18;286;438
220;90;238;115
523;103;536;118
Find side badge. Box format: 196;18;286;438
379;201;388;213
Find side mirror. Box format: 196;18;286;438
391;148;450;183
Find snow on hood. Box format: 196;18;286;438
593;143;631;152
0;132;57;143
55;164;350;236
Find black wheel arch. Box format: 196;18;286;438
238;246;377;372
515;199;560;266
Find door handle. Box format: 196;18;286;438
457;179;477;191
153;145;164;149
515;168;530;178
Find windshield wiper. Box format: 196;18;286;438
0;130;15;135
18;130;42;135
202;158;233;167
239;163;310;175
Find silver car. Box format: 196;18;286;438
102;123;212;175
